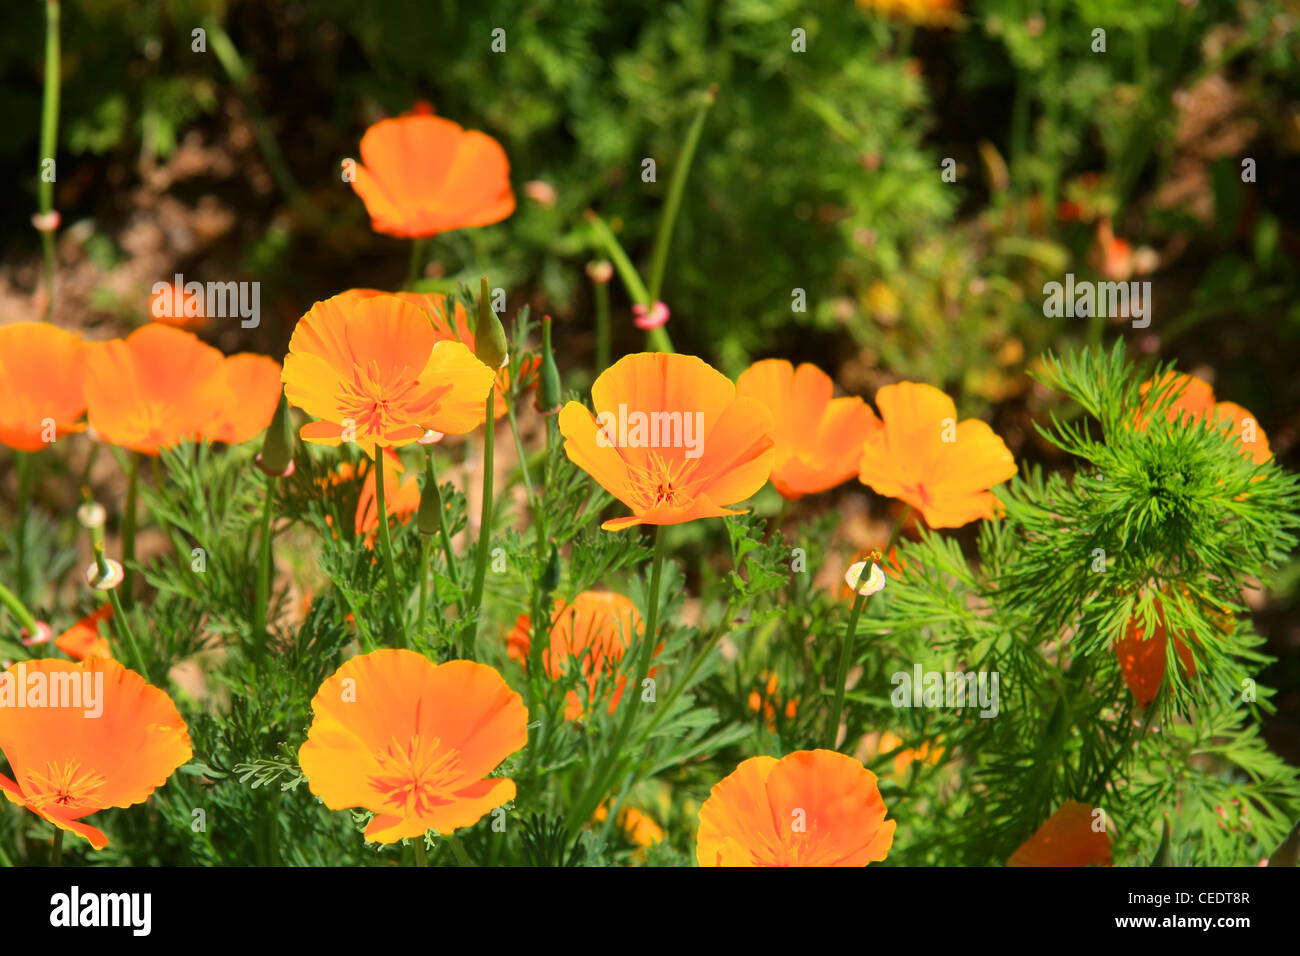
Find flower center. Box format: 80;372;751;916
338;360;422;438
626;452;701;513
25;759;108;815
369;735;463;817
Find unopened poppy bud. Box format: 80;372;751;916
20;622;53;647
633;301;670;331
257;390;296;476
77;501;107;530
844;557;886;597
541;540;562;594
417;470;444;535
539;315;561;413
475;275;509;369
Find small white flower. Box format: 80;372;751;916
844;560;887;597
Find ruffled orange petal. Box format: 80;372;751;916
0;323;88;451
1008;801;1112;867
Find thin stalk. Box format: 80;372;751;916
38;0;61;320
827;591;868;749
14;452;32;599
417;535;430;636
106;584;147;680
406;238;427;290
427;453;462;593
0;580;40;638
120;452;140;607
253;474;275;668
412;837;428;867
446;832;476;867
646;86;715;304
51;827;63;867
569;526;668;834
594;276;611;371
372;450;407;645
504;396;536;508
586;213;674;354
462;391;496;658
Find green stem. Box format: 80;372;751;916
569;526;668;834
120;452;140;607
14;452;32;600
372;450;407;646
446;832;476;867
504;397;536;509
0;580;40;639
38;0;60;321
827;591;868;749
594;277;611;371
427;452;462;594
586;213;674;354
253;474;275;667
406;238;427;290
462;391;496;658
417;535;430;639
107;584;147;680
646;87;715;303
51;827;63;866
412;836;428;867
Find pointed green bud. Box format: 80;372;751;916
1149;814;1172;867
257;390;295;477
539;315;561;413
1269;816;1300;867
540;540;562;595
475;275;509;369
417;460;444;536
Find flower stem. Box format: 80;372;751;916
426;452;462;593
253;473;275;668
0;580;39;639
646;86;715;305
586;212;673;354
446;832;476;867
14;452;32;600
38;0;60;321
51;827;63;866
406;238;427;290
463;391;496;658
107;584;147;680
504;396;536;509
569;525;668;834
591;280;611;375
417;535;430;637
120;451;140;607
827;590;868;749
372;450;407;646
412;836;428;867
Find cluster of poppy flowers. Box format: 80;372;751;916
1;104;1272;867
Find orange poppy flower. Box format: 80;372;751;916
858;381;1017;528
594;802;665;849
506;591;649;721
281;292;496;458
0;658;192;849
696;749;895;867
354;448;422;545
558;353;775;531
735;359;881;500
298;649;527;843
1113;589;1217;707
870;730;944;781
54;604;114;661
1138;373;1271;464
747;671;798;730
1007;801;1112;867
205;354;284;445
349;112;515;239
0;322;88;452
85;324;229;455
344;289;539;422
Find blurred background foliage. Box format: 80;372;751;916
2;0;1299;759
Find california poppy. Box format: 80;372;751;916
349;112;515;239
594;802;664;849
205;354;284;446
0;322;88;452
747;672;798;730
1007;801;1112;867
281;292;496;458
506;591;647;721
298;649;527;843
735;359;881;499
1113;587;1221;707
148;280;206;331
857;381;1017;528
0;658;191;849
85;324;228;455
558;353;775;531
1138;373;1271;464
54;604;114;661
344;289;538;421
696;749;895;866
